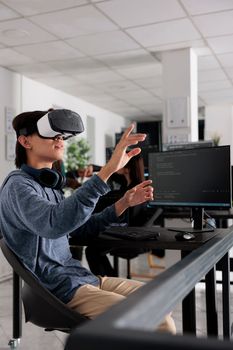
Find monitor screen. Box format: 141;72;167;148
148;146;231;209
140;145;159;173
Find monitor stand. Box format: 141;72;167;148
168;208;214;234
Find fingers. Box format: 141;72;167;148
144;188;154;201
107;124;146;174
121;124;146;143
131;182;154;197
144;187;154;200
139;182;154;201
126;182;154;207
122;123;135;138
135;180;153;189
127;147;141;159
124;134;146;146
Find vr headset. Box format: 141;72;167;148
18;109;84;140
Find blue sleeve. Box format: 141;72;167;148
3;174;111;239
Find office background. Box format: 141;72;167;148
1;1;233;181
0;2;233;342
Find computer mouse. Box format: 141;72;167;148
174;231;195;241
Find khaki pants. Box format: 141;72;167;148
67;276;176;334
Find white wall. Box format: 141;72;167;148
0;67;22;279
205;105;233;163
0;67;21;184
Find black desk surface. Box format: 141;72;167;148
70;228;226;252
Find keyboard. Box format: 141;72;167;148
103;226;160;241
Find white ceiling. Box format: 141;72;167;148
0;0;233;121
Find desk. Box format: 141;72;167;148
84;227;220;251
70;227;231;338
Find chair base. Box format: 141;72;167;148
8;338;20;349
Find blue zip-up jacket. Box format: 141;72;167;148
0;170;120;303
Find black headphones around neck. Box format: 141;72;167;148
21;164;66;190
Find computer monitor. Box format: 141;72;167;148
140;145;159;176
148;146;231;232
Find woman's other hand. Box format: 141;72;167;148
114;180;154;217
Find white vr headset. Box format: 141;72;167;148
18;109;84;140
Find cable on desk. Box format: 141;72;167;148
204;211;217;229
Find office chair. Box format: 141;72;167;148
0;238;88;339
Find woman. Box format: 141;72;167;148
0;109;175;333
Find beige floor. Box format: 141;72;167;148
0;252;232;349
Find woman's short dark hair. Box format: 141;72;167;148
12;110;48;168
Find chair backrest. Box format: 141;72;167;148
0;238;88;331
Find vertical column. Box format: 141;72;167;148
161;48;198;144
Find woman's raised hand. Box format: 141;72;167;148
98;124;146;182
